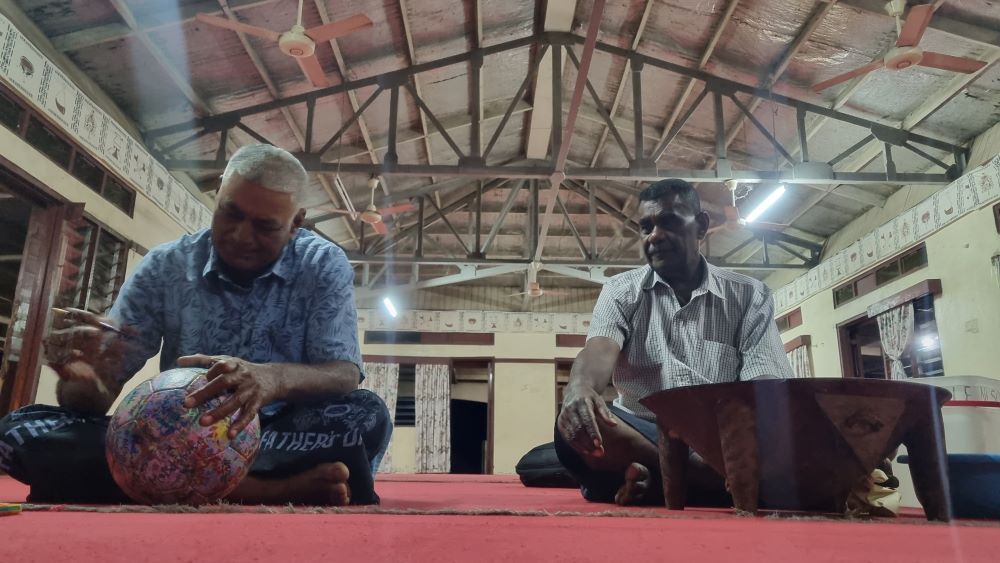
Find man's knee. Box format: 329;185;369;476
0;404;114;498
347;389;390;419
1;405;70;476
0;411;21;476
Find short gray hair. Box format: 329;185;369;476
221;144;308;201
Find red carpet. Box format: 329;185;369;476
2;475;998;562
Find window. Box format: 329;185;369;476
53;218;128;315
103;177;135;215
1;84;136;217
365;331;422;344
900;246;928;274
833;245;928;307
72;154;104;193
0;90;23;131
839;291;943;379
364;331;494;345
774;308;802;333
833;284;856;306
25;116;72;168
911;294;943;377
394;364;416;426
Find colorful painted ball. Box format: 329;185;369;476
105;367;261;505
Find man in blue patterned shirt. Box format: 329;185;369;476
0;145;390;505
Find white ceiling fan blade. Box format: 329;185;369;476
919;52;988;74
305;14;373;43
812;60;884;92
296;55;331;88
895;4;935;48
377;203;416;216
195;13;280;42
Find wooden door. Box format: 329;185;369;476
0;202;83;414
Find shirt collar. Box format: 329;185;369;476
202;231;298;284
642;256;726;301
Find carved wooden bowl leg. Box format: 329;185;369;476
716;397;760;515
903;414;953;522
658;428;688;510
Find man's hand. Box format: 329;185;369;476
44;308;131;394
178;355;281;438
557;384;617;458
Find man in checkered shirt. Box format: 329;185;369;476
555;178;793;506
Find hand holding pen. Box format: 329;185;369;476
44;307;133;396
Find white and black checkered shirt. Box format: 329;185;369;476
588;259;793;421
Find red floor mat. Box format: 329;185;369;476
3;510;999;562
4;474;999;562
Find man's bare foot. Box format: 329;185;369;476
228;462;351;506
282;462;351;505
614;462;660;506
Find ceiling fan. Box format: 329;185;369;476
510;262;570;298
705;180;787;237
321;175;415;234
812;1;987;92
196;0;372;88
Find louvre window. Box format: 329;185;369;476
53;218;127;316
394;365;416;427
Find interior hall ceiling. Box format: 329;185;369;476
12;0;1000;300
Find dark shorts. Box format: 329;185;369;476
0;389;391;505
554;404;730;506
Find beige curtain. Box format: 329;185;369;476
361;362;399;472
786;345;813;378
415;363;451;473
877;303;914;381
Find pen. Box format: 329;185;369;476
51;307;130;338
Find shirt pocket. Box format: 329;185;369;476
627;334;664;370
697;340;742;384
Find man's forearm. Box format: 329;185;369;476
268;360;360;402
568;341;618;395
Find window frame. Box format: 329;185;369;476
832;244;928;307
774;308;803;333
54;217;130;316
0;82;136;217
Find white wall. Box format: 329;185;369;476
777;203;1000;380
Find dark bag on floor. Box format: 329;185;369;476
515;442;579;488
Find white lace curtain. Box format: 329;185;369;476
361;362;399;472
415;363;451;473
877;303;915;381
786;345;813;378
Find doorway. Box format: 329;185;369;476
450;399;487;474
841;316;888;379
0;184;32;411
451;359;490;474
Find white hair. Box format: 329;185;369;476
221;144;308;202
